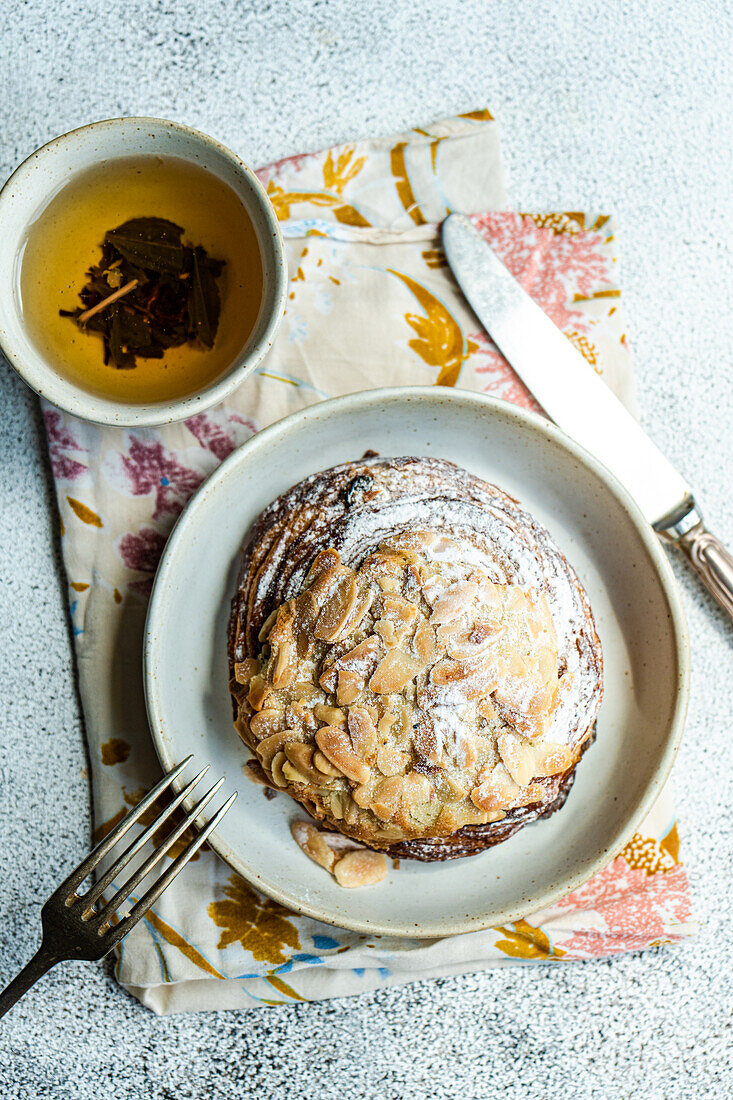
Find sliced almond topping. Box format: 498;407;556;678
234;658;260;685
314;703;346;726
430;581;478;624
374;619;399;648
305;548;341;586
378;576;400;593
532;742;574;777
335;635;382;674
325;790;346;819
413;620;443;665
313;750;342;777
371;775;403;819
431;656;498;700
307;562;349;607
497;731;536;787
270;751;289;787
410;800;441;827
435;619;464;644
505;585;527;614
256;729;304;768
444;775;469;801
536;644;557;681
342;586;374;635
470;762;520;811
247;675;272;712
429;657;466;686
352;780;376;808
477;696;496;722
413;715;442;765
375;745;409;776
380;595;418;635
270;626;297;687
293;681;320;702
288;701;319;731
249;708;286;741
315;726;371;785
361;550;406;579
347;707;378;759
446;620;498;660
369;649;424;694
292;590;319;658
257;608;278;643
454;730;479;770
284;742;328;785
291;820;337;872
377;711;397;736
436;804;461;833
333;849;387;888
281;760;312;785
336;670;363;707
314;573;358;642
401;770;431;808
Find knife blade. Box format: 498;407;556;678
442;212;733;622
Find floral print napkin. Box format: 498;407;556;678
43;110;697;1013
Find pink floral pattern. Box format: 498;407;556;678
256;150;319;186
43;410;88;482
117;526;167;597
468;330;545;413
470;213;612;332
185;410;259;462
104;436;205;520
547;858;693;959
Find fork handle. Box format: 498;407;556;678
0;947;58;1018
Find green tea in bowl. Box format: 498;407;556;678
19;156;263;405
0;118;286;426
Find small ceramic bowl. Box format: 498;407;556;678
0;117;286;427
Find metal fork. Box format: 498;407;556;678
0;756;236;1018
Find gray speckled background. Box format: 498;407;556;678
0;1;732;1096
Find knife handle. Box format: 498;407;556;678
676;522;733;621
659;507;733;623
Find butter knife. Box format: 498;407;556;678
442;213;733;623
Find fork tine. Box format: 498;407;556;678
95;778;225;925
101;792;237;951
81;765;210;912
56;756;193;899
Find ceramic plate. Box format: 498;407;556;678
144;387;689;937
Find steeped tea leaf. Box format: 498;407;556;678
188;245;222;349
106;218;185;274
61;216;226;370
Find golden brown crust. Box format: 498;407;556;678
228;456;603;861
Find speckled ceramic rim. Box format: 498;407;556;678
0;116;286;427
144;387;690;937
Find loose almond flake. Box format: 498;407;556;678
291;820;338;872
333;850;388;888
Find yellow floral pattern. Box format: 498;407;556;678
207;875;300;965
389;269;478;386
494;919;567;959
622;825;680;876
66;495;103;527
322;145;366;196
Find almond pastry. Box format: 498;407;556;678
229;456;602;862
